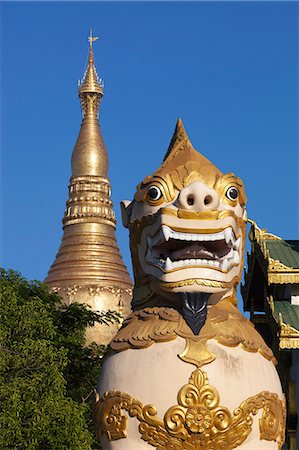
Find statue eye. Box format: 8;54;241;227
226;186;239;201
147;186;162;201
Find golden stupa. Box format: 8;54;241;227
45;31;133;344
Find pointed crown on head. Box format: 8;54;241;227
134;119;246;207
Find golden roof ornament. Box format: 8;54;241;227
45;32;133;344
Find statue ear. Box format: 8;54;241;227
120;200;133;228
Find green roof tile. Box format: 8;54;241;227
266;240;299;269
273;301;299;331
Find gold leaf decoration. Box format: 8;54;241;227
110;298;275;366
94;368;286;449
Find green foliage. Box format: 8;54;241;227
0;269;119;450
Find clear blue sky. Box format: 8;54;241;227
1;2;298;306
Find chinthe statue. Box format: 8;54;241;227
94;119;286;450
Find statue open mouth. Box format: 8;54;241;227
145;225;241;272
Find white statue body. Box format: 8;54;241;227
95;120;286;450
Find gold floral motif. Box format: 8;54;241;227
94;368;286;449
88;285;133;298
185;406;212;433
110;298;275;366
65;285;82;303
49;284;132;304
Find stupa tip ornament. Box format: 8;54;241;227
78;29;104;96
45;32;133;345
95;120;286;449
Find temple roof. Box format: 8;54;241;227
266;240;299;270
242;221;299;349
247;222;299;284
269;300;299;349
273;301;299;329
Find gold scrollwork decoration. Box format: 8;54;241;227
94;368;286;449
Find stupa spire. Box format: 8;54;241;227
45;33;133;344
72;30;107;179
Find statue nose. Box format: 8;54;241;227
175;181;219;211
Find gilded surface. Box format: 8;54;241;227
95;367;286;449
249;221;299;280
51;284;132;305
268;273;299;284
159;277;240;291
119;119;249;313
128;209;245;311
277;313;299;349
247;223;299;349
135;120;246;208
45;33;133;344
110;298;275;366
97;119;284;447
63;175;116;227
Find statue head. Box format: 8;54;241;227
121;119;247;314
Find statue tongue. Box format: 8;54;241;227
170;243;215;261
180;292;210;335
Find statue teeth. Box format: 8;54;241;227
160;257;229;269
233;250;240;264
150;228;237;245
224;228;232;244
165;257;172;271
234;237;241;251
162;226;171;242
220;258;228;271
